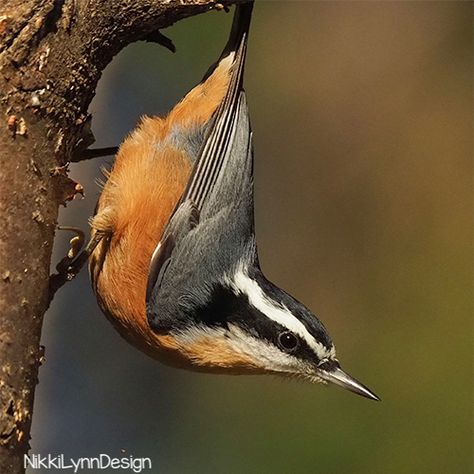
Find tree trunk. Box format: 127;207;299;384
0;1;238;471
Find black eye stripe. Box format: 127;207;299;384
190;283;323;363
248;269;333;349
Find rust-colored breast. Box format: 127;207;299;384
90;135;192;357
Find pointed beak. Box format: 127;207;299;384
317;361;380;401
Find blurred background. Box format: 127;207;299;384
31;2;472;473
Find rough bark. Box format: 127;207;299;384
0;1;238;471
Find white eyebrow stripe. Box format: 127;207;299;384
226;266;334;360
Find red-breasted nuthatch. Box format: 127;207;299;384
82;3;379;401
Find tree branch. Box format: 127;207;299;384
70;146;118;162
0;1;240;471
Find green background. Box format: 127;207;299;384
32;2;472;473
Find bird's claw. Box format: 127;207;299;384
54;226;85;276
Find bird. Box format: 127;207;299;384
78;2;379;401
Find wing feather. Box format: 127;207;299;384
147;3;253;303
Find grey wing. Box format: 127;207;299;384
146;91;255;331
146;13;251;302
146;4;254;330
182;40;247;213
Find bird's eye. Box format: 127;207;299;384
278;331;299;352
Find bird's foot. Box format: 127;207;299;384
54;226;86;278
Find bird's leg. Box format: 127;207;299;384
64;231;103;277
61;226;85;258
54;226;86;275
49;228;103;300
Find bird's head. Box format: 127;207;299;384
166;264;379;401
